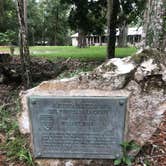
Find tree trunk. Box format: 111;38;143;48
142;0;166;51
160;1;166;51
99;36;102;46
78;30;87;48
0;0;4;24
78;31;82;48
118;21;128;47
32;27;35;46
54;7;59;46
16;0;32;89
107;0;119;59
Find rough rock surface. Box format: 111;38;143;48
18;49;166;166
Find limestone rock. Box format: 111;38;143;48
18;49;166;166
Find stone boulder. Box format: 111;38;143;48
18;49;166;166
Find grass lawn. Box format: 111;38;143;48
0;46;11;52
0;46;137;60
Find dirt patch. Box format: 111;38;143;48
135;112;166;165
0;56;102;84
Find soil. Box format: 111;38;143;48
1;56;102;84
0;57;166;166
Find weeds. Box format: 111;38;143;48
4;135;34;166
57;67;93;79
114;140;140;166
0;91;35;166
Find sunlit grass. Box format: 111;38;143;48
0;46;11;52
0;46;137;61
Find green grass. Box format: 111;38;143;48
0;46;11;52
0;46;137;60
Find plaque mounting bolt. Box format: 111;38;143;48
31;100;37;105
116;154;120;158
119;100;124;106
36;152;41;158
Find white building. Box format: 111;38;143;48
71;27;143;47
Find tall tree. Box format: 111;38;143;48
142;0;166;50
16;0;32;89
107;0;145;58
118;0;146;47
88;0;107;37
27;0;40;45
44;0;69;45
107;0;119;59
66;0;90;47
27;0;69;46
62;0;107;47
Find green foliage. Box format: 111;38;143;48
0;0;146;47
118;0;146;25
0;0;18;45
0;33;9;45
4;136;34;166
88;0;107;35
0;92;35;165
114;140;140;166
28;0;70;46
62;0;89;31
0;0;70;46
62;0;107;36
0;96;20;135
0;30;16;45
58;67;94;79
142;159;151;166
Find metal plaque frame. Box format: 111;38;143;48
28;96;127;159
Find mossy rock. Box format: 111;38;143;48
131;49;166;65
100;63;117;72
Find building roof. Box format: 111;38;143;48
128;27;143;36
71;33;79;38
71;27;143;38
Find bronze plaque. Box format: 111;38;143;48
28;96;127;159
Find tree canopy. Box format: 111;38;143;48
0;0;18;45
1;0;165;53
61;0;107;47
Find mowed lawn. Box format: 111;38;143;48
0;46;137;60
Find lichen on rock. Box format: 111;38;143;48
132;49;166;66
